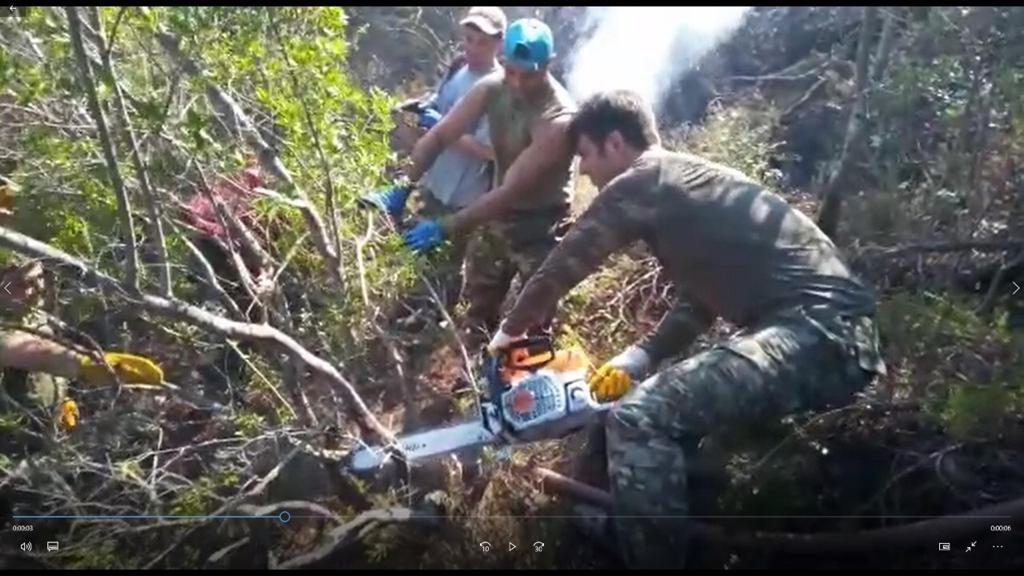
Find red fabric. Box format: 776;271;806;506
182;164;264;242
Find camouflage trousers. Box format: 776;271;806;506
461;205;572;346
604;306;882;568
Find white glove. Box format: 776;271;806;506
486;327;525;356
606;344;653;380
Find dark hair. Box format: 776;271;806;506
568;90;660;151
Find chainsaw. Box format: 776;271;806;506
347;336;613;472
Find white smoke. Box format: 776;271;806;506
566;7;751;112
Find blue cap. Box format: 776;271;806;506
503;18;553;71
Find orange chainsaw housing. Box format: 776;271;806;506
499;344;592;385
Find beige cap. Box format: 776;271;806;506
460;6;507;36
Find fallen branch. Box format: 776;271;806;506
857;239;1024;258
204;537;251;567
275;507;433;569
235;500;334;519
781;76;829;120
143;445;301;569
977;248;1024;316
0;224;394;443
533;466;612;509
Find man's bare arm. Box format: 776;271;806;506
452;134;495;162
406;79;493;182
443;114;573;235
0;331;80;379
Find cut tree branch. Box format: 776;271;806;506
66;6;140;292
0;224;394;444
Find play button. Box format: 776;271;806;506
508;542;517;552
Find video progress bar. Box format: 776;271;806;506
13;511;293;523
13;513;1013;520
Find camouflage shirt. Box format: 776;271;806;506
504;148;883;367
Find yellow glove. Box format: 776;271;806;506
78;352;164;386
57;398;80;431
587;364;634;402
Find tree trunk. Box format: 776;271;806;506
89;7;173;297
871;9;899;83
66;6;141;291
816;6;878;241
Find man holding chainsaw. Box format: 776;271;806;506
368;17;578;346
488;90;886;568
361;7;504;303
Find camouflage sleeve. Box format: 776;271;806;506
502;166;658;335
638;294;716;364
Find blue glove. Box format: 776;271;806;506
403;219;445;253
358;184;411;218
418;108;442;130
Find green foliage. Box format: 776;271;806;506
1;12;120;260
65;538;126;569
940;384;1018;441
2;6;419;373
0;411;26;433
669;96;785;186
877;292;1018;360
876;292;1024;437
232;409;266;438
170;469;240;516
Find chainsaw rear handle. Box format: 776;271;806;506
504;335;556;370
482;335;554;400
